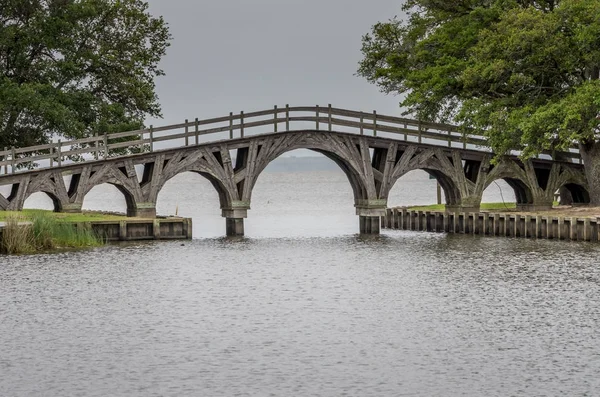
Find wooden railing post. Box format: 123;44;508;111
285;104;290;130
10;146;15;174
373;110;377;136
49;146;54;167
448;129;452;148
316;105;320;130
94;133;99;160
229;112;234;139
2;147;7;174
195;118;199;144
328;104;332;132
403;123;407;141
418;122;422;144
240;111;245;138
360;113;364;135
56;141;61;167
149;126;153;153
103;132;108;158
274;105;278;133
185;119;189;146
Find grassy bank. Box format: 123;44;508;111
0;211;105;255
406;202;517;211
0;209;130;223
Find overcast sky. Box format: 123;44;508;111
145;0;404;127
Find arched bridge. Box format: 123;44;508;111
0;105;588;235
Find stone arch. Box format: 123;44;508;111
144;149;241;211
386;167;462;206
551;167;589;205
425;169;461;206
482;160;590;209
484;161;536;207
2;171;71;212
80;182;138;216
73;165;143;216
111;184;138;216
311;149;369;202
483;174;534;207
560;182;590;205
247;147;368;203
151;168;234;211
23;190;63;212
237;133;374;205
503;178;534;206
383;147;463;207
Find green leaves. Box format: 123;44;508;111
0;0;171;149
358;0;600;159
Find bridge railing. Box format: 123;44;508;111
0;105;582;176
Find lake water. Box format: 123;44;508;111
1;165;599;396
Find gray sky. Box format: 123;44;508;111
145;0;403;127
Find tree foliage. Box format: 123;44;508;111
0;0;171;149
358;0;600;158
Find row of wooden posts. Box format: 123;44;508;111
383;208;600;242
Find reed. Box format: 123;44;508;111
0;215;33;254
1;212;103;254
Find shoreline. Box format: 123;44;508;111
405;202;600;218
384;205;600;242
0;211;192;255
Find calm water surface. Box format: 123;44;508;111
1;168;599;396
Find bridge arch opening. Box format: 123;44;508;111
247;150;356;236
387;170;443;208
23;192;61;211
481;179;516;207
0;185;11;199
387;169;461;208
156;171;224;237
559;183;590;205
502;178;534;206
82;183;135;215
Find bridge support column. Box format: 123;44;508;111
359;216;380;234
445;195;482;214
61;203;83;213
222;204;249;237
226;218;245;237
130;203;157;218
356;200;387;235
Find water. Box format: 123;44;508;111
2;166;599;396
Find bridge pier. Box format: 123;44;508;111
130;203;157;218
222;205;249;237
359;216;381;234
356;201;386;235
226;218;245;237
61;203;83;213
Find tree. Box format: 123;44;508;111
0;0;170;151
358;0;600;204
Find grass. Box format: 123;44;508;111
406;202;517;211
0;211;104;255
406;201;564;211
0;209;130;223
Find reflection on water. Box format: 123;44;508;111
3;170;598;396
